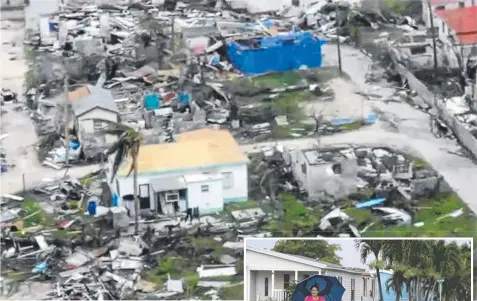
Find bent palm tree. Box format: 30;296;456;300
89;119;142;235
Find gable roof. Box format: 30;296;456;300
117;128;249;176
436;6;477;45
69;85;119;116
246;246;365;274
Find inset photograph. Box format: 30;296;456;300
245;238;472;301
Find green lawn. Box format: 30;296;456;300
218;283;244;300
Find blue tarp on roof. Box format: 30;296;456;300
227;32;326;75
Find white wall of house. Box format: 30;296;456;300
186;176;224;213
326;269;367;301
77;107;118;144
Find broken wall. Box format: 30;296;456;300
391;53;477;160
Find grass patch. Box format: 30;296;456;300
271;91;309;122
218;284;244;300
272;126;292;138
252;71;302;87
344;208;378;224
339;119;365;131
192;237;225;258
146;255;199;292
261;194;320;236
203;275;235;281
362;192;477;239
225;201;259;211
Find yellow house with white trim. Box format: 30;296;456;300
108;128;249;215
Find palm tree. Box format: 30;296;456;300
385;263;409;301
355;240;385;301
90;119;142;235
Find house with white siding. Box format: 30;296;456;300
109;128;249;216
246;246;376;301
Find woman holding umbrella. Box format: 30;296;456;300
305;285;325;301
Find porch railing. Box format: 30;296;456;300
272;289;289;301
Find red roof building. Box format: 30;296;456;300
436;6;477;45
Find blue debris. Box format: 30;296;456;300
69;140;80;150
330;118;354;126
87;200;97;216
33;262;48;273
112;193;119;207
366;112;377;123
355;197;385;209
144;94;160;110
178;92;191;105
227;32;326;75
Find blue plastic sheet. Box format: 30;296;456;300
227;32;326;75
112;193;119;207
87;200;97;216
178;92;191;105
330;118;354;126
366;112;377;123
69;140;80;150
355;197;385;209
144;94;160;110
33;262;48;273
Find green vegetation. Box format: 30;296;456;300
271;91;312;122
225;200;259;211
252;71;302;87
344;207;377;224
21;200;55;227
218;284;244;300
146;255;190;290
191;236;225;259
360;192;477;239
338;119;365;131
357;240;471;301
273;239;342;265
261;194;320;236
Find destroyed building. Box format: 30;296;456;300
284;146;358;201
109;128;249;216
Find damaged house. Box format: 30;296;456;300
68;85;120;158
246;246;376;301
109;128;249;215
284;146;358;200
431;5;477;66
227;32;326;75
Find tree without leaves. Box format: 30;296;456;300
273;240;342;265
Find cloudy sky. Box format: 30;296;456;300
246;238;472;269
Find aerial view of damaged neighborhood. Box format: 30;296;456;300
0;0;476;300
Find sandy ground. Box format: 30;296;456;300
1;21;98;195
303;77;371;121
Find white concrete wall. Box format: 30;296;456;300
77;107;118;143
112;163;247;202
187;178;224;213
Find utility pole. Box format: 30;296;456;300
335;3;342;74
64;75;70;166
427;0;438;74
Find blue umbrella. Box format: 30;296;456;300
291;275;345;301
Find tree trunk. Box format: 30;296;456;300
376;268;385;301
133;162;139;235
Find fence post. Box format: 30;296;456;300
22;173;26;192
